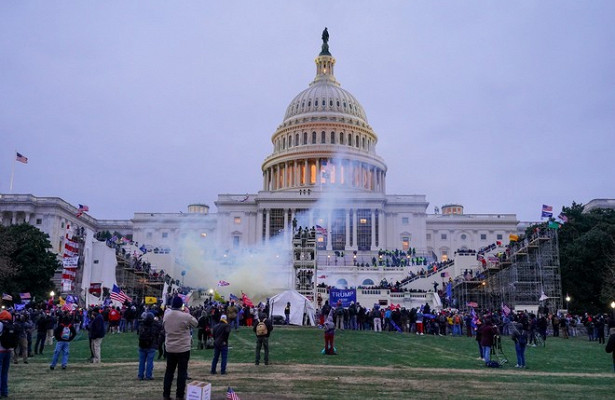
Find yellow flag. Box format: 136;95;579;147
58;296;66;306
213;290;224;302
509;234;519;242
145;296;158;305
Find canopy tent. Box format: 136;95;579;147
268;290;316;326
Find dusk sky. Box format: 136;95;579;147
2;2;613;222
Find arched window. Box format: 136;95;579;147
312;131;316;144
355;135;359;147
321;131;326;144
283;137;286;149
303;132;308;145
362;137;366;149
348;133;352;146
339;132;344;144
295;133;299;146
330;132;335;144
336;278;348;289
362;278;375;286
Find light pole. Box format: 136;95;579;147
565;295;571;311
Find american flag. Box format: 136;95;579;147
16;152;28;164
110;284;131;303
541;204;553;218
78;204;89;212
315;224;328;235
226;387;241;400
501;302;511;316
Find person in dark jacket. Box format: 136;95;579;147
137;312;162;380
605;327;615;372
34;311;49;355
478;317;498;365
210;315;231;375
49;315;77;370
88;307;106;363
253;313;274;365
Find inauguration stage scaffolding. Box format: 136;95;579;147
455;227;562;315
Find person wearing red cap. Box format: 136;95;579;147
0;310;14;398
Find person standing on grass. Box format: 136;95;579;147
49;314;76;370
511;322;528;368
34;310;49;355
0;310;15;398
137;312;161;380
89;307;106;364
479;317;498;366
605;327;615;372
162;296;198;400
254;313;273;365
323;310;336;355
210;314;231;375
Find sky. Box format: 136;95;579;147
1;2;614;223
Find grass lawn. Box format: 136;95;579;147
8;327;614;399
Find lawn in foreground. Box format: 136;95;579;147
9;326;614;400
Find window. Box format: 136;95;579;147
295;133;299;146
61;222;65;228
348;133;352;146
497;234;503;240
441;233;447;240
330;132;335;144
340;132;344;144
234;217;241;224
480;234;487;240
402;236;410;251
146;232;153;239
162;232;168;238
303;132;307;145
401;217;409;225
233;236;240;248
36;218;42;225
426;233;432;240
362;279;375;286
461;234;467;240
321;131;326;144
312;132;316;144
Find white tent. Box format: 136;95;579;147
268;290;316;326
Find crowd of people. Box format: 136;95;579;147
1;297;614;398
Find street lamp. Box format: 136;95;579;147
50;291;55;297
565;295;571;311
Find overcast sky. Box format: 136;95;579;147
1;2;613;222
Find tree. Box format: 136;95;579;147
0;223;60;301
558;202;615;314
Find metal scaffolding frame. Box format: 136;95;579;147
292;228;317;301
455;227;562;315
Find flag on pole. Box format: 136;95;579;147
76;204;89;217
16;152;28;164
501;302;511;316
2;293;12;301
19;292;31;300
217;280;230;287
226;387;241;400
541;204;553;219
110;284;131;303
558;213;568;223
229;293;239;301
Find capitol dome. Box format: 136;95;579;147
262;29;386;194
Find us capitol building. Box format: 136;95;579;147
0;31;522;309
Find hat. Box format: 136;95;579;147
171;296;183;309
220;314;228;323
0;310;12;321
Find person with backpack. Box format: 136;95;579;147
49;315;77;370
511;322;528;368
137;312;161;380
0;310;16;398
253;313;273;365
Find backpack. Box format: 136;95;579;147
139;325;156;348
486;360;501;368
256;320;268;336
61;324;71;341
0;321;19;349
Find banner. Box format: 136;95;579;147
145;296;158;305
329;288;356;308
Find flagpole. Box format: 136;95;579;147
9;151;16;193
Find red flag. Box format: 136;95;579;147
241;291;254;307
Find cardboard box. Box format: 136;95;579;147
187;381;211;400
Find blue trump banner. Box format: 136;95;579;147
329;288;356;307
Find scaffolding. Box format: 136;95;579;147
455;227;562;315
292;227;317;301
